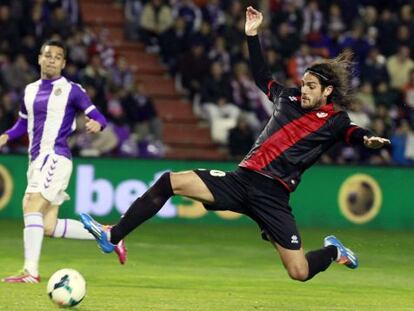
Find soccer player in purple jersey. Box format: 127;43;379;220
0;40;127;283
80;8;390;282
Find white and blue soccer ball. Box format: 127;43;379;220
47;269;86;307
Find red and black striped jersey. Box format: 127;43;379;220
240;36;372;192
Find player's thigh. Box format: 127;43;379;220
43;205;60;236
271;239;308;280
170;171;214;204
23;192;51;214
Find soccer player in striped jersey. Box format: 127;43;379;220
80;8;390;282
0;40;127;283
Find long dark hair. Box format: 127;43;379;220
306;50;355;109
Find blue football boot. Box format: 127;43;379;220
324;235;359;269
80;213;114;253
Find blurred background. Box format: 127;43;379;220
0;0;413;229
0;0;413;164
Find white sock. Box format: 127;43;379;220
23;212;44;276
52;219;95;240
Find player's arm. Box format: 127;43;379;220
334;112;390;149
0;106;28;148
245;6;283;101
84;107;107;133
72;84;108;133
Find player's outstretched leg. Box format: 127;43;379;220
324;235;359;269
80;214;114;253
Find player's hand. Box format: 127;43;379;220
363;136;391;149
245;6;263;36
85;117;102;133
0;134;9;149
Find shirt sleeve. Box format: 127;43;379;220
246;35;284;102
332;112;373;145
70;83;108;130
5;117;28;141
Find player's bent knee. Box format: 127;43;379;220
44;222;56;237
286;265;308;282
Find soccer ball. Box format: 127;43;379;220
47;269;86;307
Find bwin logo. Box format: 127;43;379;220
291;235;299;244
289;96;298;102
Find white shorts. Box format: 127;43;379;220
26;153;73;205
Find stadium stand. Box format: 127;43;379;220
0;0;414;164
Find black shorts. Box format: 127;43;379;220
194;167;301;250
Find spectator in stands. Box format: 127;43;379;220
287;43;321;85
302;0;323;40
339;22;373;70
355;82;376;116
386;45;414;90
403;68;414;124
326;3;346;34
223;17;246;60
376;9;398;56
124;0;142;41
172;0;203;34
140;0;173;52
109;56;134;90
271;1;303;35
66;32;89;67
79;54;108;112
202;0;226;32
227;114;255;160
120;81;162;145
360;47;389;86
348;98;371;129
201;61;233;107
177;40;210;99
0;4;20;54
231;62;264;133
159;17;189;72
1;54;37;92
265;49;286;82
208;36;231;73
391;119;414;165
45;7;72;39
271;21;300;59
374;82;401;109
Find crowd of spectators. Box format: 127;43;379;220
124;0;414;165
0;0;163;158
1;0;414;165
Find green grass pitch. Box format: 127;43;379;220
0;220;413;310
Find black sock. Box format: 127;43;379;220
110;172;173;244
305;245;337;281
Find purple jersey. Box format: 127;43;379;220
14;77;106;161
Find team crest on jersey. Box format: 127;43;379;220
54;88;62;96
316;112;328;118
209;170;226;177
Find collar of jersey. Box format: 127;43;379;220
41;76;64;85
317;103;334;113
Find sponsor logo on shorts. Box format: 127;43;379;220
291;235;299;244
209;170;226;177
